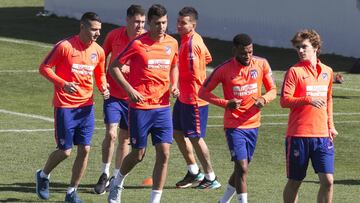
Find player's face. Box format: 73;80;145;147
81;20;101;43
177;16;195;36
234;44;253;66
127;14;145;37
148;15;167;40
294;39;318;62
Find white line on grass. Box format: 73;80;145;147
0;37;52;49
0;70;38;73
0;109;54;122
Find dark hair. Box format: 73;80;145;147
291;29;322;55
178;7;198;21
80;12;101;26
147;4;167;22
233;33;252;47
127;4;145;17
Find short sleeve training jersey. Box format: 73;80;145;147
39;35;107;108
178;31;212;106
116;33;179;109
103;27;144;100
280;60;334;137
202;57;276;129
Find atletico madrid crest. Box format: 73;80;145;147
250;69;258;79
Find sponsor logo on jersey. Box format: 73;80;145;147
233;83;258;97
306;85;328;97
71;64;95;75
147;59;171;69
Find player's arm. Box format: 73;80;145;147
254;61;277;108
199;69;228;108
170;63;180;97
39;43;79;94
109;59;143;103
327;71;338;139
93;50;109;99
280;68;313;108
170;45;180;97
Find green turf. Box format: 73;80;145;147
1;1;360;203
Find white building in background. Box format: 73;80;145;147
45;0;360;58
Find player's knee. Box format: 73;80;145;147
320;176;334;188
133;149;146;162
235;161;248;175
157;149;170;163
61;149;72;158
106;130;118;142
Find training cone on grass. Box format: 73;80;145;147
142;177;153;187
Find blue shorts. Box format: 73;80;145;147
285;137;334;181
129;106;173;149
54;105;95;150
172;99;208;138
103;96;128;130
225;128;259;162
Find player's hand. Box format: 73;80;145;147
227;99;242;109
329;128;338;141
63;82;79;94
128;88;144;103
171;86;180;98
252;96;266;109
102;88;110;100
310;98;326;108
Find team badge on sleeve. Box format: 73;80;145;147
322;73;328;80
165;46;171;55
90;53;97;63
250;69;258;79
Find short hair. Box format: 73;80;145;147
291;29;322;54
127;4;145;17
147;4;167;22
80;12;101;26
233;33;252;47
178;7;198;21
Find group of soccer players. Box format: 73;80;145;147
34;3;338;203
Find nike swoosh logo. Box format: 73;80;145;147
302;76;310;79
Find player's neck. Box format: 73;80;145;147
149;32;165;42
78;35;92;47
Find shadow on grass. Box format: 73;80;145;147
303;179;360;185
0;7;357;71
0;181;177;195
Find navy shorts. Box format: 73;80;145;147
172;99;208;138
54;105;95;150
285;137;334;181
129;106;173;149
103;96;128;130
225;128;259;162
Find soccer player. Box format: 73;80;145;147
107;4;179;203
93;4;146;195
199;33;276;203
173;7;220;189
281;29;338;203
35;12;109;203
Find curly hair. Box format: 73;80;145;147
291;29;322;55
